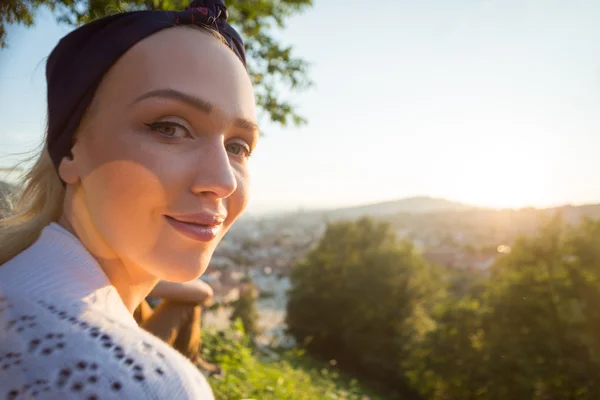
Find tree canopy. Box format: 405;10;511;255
287;217;446;397
288;215;600;399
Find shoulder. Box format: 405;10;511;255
0;292;214;399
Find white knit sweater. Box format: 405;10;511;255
0;223;214;399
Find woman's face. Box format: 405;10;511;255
58;27;257;282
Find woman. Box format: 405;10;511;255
0;0;257;398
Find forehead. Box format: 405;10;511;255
92;26;255;119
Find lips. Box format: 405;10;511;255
165;214;224;242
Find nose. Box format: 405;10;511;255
190;140;237;199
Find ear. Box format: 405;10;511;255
57;153;81;185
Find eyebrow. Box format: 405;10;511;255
133;88;260;136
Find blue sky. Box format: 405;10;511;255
1;0;600;213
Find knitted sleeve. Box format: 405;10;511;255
0;292;214;399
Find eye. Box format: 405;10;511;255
225;141;251;159
144;121;191;139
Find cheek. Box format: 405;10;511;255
81;159;169;254
79;128;181;222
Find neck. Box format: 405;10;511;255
57;215;158;313
95;257;158;313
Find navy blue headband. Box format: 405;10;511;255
46;0;246;172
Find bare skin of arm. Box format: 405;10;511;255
148;279;214;306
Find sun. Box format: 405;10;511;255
439;120;555;209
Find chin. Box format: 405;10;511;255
155;265;208;283
151;253;212;282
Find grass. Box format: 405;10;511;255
203;322;388;400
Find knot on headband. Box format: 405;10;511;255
177;0;245;65
45;0;246;173
186;0;228;20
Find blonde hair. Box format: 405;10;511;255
0;146;65;264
